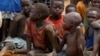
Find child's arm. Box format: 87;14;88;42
56;32;67;52
76;26;85;50
14;49;27;54
24;35;32;52
9;14;25;37
45;24;59;52
45;24;66;53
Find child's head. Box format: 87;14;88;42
50;0;64;16
86;7;100;25
63;12;82;30
21;0;33;16
91;0;100;9
70;0;81;5
65;4;76;14
29;3;49;21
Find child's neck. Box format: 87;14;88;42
35;20;45;29
22;12;29;18
50;14;61;20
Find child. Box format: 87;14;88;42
24;3;52;55
91;0;100;9
85;7;100;51
65;4;76;13
46;0;64;44
0;0;33;54
86;8;100;56
64;12;83;56
45;0;65;55
9;0;33;37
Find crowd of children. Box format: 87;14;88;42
0;0;100;56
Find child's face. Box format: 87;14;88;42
92;0;100;9
63;17;74;30
21;0;32;14
87;10;98;25
66;7;76;13
51;1;64;16
29;6;39;21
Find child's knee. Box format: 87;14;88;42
46;24;54;32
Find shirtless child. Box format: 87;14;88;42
63;12;83;56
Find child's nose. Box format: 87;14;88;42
56;8;60;11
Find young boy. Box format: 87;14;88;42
87;8;100;56
9;0;33;37
52;12;84;56
0;0;33;54
45;0;65;55
46;0;64;33
64;12;83;56
24;3;52;56
85;7;100;52
65;4;76;14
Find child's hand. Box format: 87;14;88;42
46;24;54;31
91;20;100;29
55;28;62;36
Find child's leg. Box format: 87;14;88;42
46;24;59;51
2;19;10;41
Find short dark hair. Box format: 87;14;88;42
51;0;64;7
87;7;100;19
65;4;76;13
33;3;50;19
87;7;100;14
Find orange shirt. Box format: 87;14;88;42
46;15;64;30
24;19;47;49
46;15;64;39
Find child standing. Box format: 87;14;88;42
86;7;100;56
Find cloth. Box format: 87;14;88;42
76;1;86;21
85;27;94;48
0;0;21;13
24;19;47;50
1;12;18;20
4;36;27;49
46;15;64;39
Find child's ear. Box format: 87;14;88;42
71;21;74;25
